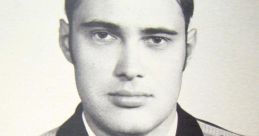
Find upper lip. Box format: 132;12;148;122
108;90;153;97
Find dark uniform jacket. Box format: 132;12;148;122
41;103;242;136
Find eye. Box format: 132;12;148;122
143;36;171;49
91;31;117;43
150;37;165;44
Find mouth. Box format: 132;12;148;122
108;90;153;108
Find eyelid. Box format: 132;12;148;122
87;27;122;37
90;30;114;36
142;35;172;42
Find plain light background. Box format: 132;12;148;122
0;0;258;136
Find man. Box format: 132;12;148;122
43;0;242;135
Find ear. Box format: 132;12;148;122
59;19;73;63
186;28;197;60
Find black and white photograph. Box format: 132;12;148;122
0;0;258;136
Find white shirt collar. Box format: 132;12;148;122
82;112;178;136
82;112;97;136
167;112;178;136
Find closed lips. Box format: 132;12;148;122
108;90;153;108
108;90;153;97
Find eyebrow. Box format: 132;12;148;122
80;20;120;31
80;20;178;36
141;28;178;35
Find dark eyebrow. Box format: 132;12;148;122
141;28;178;35
80;20;120;31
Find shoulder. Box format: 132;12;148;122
197;119;243;136
40;128;59;136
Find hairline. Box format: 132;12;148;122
65;0;194;32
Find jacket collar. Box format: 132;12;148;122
176;104;203;136
57;103;88;136
57;103;203;136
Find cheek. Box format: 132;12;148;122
71;42;120;97
145;45;186;99
151;70;182;98
74;58;116;112
147;46;186;79
73;54;115;91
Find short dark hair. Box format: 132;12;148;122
65;0;194;30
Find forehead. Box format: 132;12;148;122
73;0;185;30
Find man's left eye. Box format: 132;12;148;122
150;37;165;44
144;36;171;49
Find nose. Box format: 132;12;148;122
114;46;144;81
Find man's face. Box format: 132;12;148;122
62;0;189;135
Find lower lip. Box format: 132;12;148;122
109;95;150;108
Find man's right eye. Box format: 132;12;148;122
91;31;117;44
